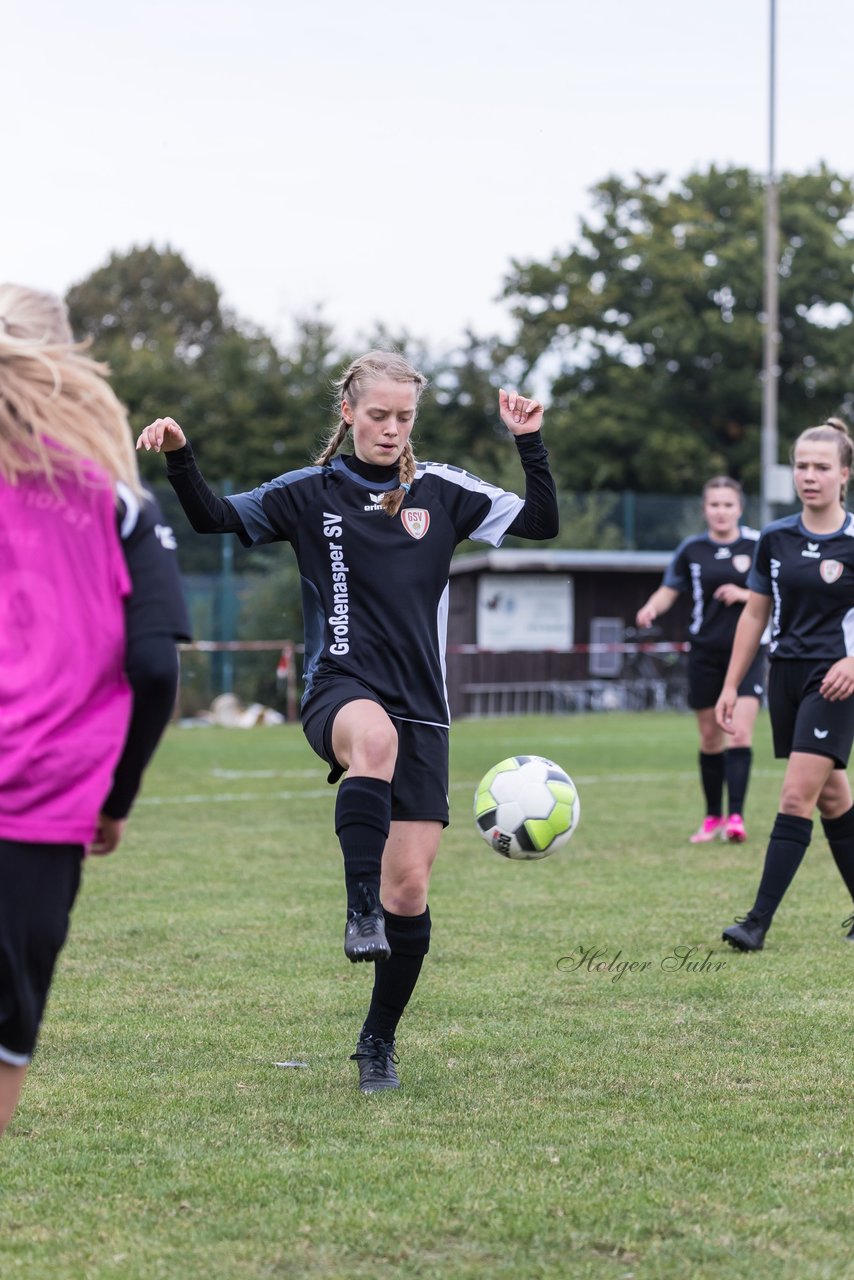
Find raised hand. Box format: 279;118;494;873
136;417;187;453
498;389;544;436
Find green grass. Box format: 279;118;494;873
2;713;853;1279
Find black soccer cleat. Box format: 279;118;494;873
722;912;768;952
344;884;391;963
842;914;854;941
350;1033;400;1094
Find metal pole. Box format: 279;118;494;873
760;0;780;527
221;535;235;694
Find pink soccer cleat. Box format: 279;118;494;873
725;814;747;843
689;816;726;844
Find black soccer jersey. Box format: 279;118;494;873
116;484;192;641
225;454;536;726
748;513;854;661
663;527;760;651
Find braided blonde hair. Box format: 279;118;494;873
0;283;142;495
314;350;427;517
791;417;854;505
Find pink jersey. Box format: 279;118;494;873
0;464;132;844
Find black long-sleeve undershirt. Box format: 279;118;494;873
99;494;189;820
504;432;559;541
166;443;245;533
165;432;558;542
101;635;180;819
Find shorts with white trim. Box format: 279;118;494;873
301;677;450;824
687;646;767;711
768;659;854;768
0;839;83;1063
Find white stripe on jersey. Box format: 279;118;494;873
689;562;704;635
116;481;141;538
843;607;854;657
437;580;450;720
769;557;782;653
416;461;524;546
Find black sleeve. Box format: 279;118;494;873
120;489;192;641
101;488;191;819
101;635;179;819
165;442;247;537
504;432;560;540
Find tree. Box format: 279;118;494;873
66;246;340;491
501;165;854;494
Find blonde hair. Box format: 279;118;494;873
791;417;853;504
0;283;142;495
314;350;428;517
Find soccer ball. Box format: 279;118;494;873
473;755;580;860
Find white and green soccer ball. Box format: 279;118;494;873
474;754;580;860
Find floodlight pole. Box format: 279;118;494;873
759;0;780;528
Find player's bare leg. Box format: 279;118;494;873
0;1062;28;1137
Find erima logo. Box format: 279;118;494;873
363;491;385;512
802;541;821;559
714;547;731;559
154;524;177;550
754;685;763;696
814;729;829;739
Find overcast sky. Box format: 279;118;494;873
6;0;853;351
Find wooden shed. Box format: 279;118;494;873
446;549;692;718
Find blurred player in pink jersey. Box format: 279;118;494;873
0;285;190;1135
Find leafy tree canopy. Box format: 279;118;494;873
66;246;517;492
501;165;854;494
67;246;341;490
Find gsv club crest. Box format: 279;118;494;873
820;559;843;584
401;509;430;540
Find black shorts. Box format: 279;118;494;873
768;659;854;769
688;647;767;711
302;678;450;825
0;839;83;1063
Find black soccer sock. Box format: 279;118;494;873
752;813;813;921
821;805;854;900
335;777;391;910
699;751;725;817
725;746;753;816
362;907;432;1041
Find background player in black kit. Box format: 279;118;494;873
138;349;558;1093
636;477;764;844
716;419;854;951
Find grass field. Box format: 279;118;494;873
2;711;853;1280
